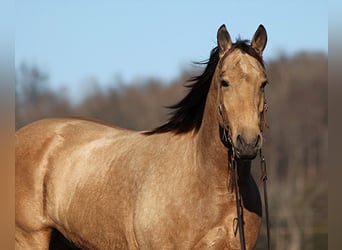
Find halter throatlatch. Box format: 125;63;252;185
218;85;271;250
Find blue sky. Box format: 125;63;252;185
15;1;327;100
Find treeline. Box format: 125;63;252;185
15;52;327;249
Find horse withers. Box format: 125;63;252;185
16;24;268;249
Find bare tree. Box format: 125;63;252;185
16;63;73;129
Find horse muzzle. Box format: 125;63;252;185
235;133;262;160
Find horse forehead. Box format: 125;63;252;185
221;50;265;80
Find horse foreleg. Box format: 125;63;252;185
15;226;52;250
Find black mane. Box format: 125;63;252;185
146;40;264;135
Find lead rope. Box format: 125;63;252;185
260;101;271;250
231;154;246;250
218;86;246;250
259;149;271;250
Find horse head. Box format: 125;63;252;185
216;24;268;159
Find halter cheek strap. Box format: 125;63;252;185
217;84;234;146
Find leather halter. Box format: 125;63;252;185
217;84;271;250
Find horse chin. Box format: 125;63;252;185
235;150;257;160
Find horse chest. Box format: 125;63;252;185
133;183;233;249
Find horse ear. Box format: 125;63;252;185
217;24;232;56
251;24;267;55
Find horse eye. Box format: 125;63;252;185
221;80;230;87
260;81;268;90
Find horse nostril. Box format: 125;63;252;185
237;134;249;149
255;134;262;147
237;134;244;145
255;134;260;146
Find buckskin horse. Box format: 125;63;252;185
16;24;269;249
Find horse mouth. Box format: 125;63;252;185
235;149;258;160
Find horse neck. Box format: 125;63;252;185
195;75;228;171
193;73;255;196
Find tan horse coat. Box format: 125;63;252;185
16;24;268;249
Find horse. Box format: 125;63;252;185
15;24;268;249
